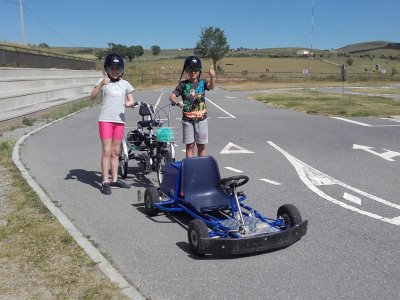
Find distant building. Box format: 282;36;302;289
296;50;310;56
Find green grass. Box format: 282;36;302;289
0;98;127;299
251;89;400;117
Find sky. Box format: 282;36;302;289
1;0;399;50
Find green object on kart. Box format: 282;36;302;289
155;127;174;142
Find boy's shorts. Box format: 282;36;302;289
182;118;208;144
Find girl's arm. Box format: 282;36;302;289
90;73;109;100
125;92;135;107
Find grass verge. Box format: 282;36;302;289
250;88;400;117
0;98;128;299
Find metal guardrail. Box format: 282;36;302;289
0;44;95;70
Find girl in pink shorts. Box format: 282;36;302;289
90;54;137;195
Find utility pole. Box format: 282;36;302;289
310;0;315;56
19;0;26;44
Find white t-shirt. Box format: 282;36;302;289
97;78;134;124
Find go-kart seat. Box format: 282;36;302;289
181;156;231;212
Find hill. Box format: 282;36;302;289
336;40;400;55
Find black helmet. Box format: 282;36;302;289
104;54;124;80
183;55;202;71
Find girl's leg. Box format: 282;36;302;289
101;139;112;182
110;122;125;183
110;138;122;182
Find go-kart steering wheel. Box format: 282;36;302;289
217;175;249;190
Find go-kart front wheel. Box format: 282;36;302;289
144;187;160;216
188;219;209;256
277;204;302;229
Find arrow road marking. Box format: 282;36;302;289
267;140;400;226
343;192;362;205
220;142;255;154
353;144;400;162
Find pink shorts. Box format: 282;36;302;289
98;122;125;141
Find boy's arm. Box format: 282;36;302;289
169;92;183;108
207;68;216;90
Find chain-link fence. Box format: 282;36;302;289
124;70;400;87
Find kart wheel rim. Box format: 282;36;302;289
190;230;199;247
144;196;150;209
281;214;291;227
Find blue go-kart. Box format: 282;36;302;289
144;156;308;256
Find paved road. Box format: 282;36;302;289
21;87;400;299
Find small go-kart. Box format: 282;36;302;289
119;102;175;184
144;155;308;256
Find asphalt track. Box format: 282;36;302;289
17;87;400;299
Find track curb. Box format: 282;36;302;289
12;110;146;300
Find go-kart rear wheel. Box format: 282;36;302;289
144;187;160;216
119;141;128;179
188;219;208;256
277;204;302;229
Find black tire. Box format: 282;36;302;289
187;219;208;256
156;149;175;185
277;204;302;229
144;187;160;216
119;143;128;179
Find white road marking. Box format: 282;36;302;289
343;192;362;205
331;117;372;127
260;178;281;185
331;117;400;127
224;167;243;173
267;140;400;226
206;97;236;118
220;142;255;154
226;96;237;99
353;144;400;162
154;91;166;108
381;117;400;123
388;216;400;225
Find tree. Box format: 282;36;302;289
151;45;161;56
38;43;50;48
346;57;354;66
195;26;229;70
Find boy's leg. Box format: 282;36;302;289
186;143;195;158
197;143;206;157
182;120;195;157
194;119;208;157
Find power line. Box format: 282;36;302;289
22;2;77;46
1;0;77;46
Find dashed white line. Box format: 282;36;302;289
260;178;281;185
224;167;243;173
